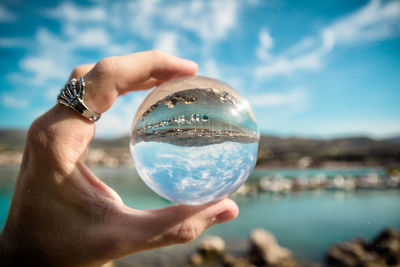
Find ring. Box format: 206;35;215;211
57;77;101;122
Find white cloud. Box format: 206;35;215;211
124;0;240;43
126;0;161;38
321;0;400;48
248;88;308;110
95;92;147;137
284;37;317;57
6;4;136;87
200;59;222;79
1;94;29;109
255;0;400;80
153;32;180;56
12;28;73;86
77;28;110;48
247;88;310;128
43;1;106;22
164;0;239;41
5;0;245;94
255;52;322;79
21;56;69;82
0;5;17;22
2;0;254;136
256;28;274;61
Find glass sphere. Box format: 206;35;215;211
130;75;259;205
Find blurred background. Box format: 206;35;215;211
1;0;400;266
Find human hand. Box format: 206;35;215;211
0;50;239;266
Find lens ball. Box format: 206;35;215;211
130;75;259;205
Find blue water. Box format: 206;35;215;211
1;166;399;262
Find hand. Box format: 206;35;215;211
0;50;239;266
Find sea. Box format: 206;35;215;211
1;166;399;264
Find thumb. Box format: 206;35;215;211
115;199;239;253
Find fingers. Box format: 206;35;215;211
112;50;198;93
68;64;95;80
83;50;198;114
115;199;239;253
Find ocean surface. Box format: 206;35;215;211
1;166;399;263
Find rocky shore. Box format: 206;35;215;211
326;228;400;267
130;227;399;267
188;229;297;267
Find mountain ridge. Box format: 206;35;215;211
1;129;399;168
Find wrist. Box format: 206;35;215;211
0;226;41;265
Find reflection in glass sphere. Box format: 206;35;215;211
130;75;259;205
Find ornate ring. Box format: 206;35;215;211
57;77;101;122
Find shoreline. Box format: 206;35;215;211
113;227;400;267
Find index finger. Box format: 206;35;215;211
83;50;198;114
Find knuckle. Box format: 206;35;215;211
149;49;165;58
149;50;171;65
26;116;52;151
70;65;88;79
147;50;173;76
174;220;197;244
25;114;72;168
95;56;117;76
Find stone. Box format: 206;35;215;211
325;239;385;267
198;235;226;257
223;253;255;267
188;235;226;265
249;228;293;266
188;252;204;266
371;228;400;265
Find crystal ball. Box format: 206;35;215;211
130;75;259;205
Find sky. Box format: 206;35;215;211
0;0;399;139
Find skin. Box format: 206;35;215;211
0;50;239;266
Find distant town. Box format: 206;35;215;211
0;129;399;169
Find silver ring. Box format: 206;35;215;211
57;77;101;122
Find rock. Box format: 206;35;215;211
326;228;400;267
188;252;204;266
223;253;254;267
249;228;293;266
188;235;226;265
325;240;377;267
198;235;226;257
371;228;400;265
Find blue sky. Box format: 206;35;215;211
1;0;399;138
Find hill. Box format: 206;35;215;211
1;129;399;168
